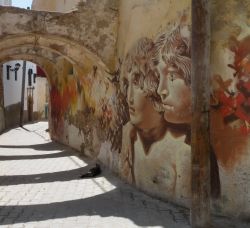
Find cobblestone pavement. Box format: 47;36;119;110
0;122;249;228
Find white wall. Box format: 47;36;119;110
0;0;12;6
3;60;38;111
3;60;23;107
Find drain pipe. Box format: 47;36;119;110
191;0;211;227
20;60;26;127
0;64;5;132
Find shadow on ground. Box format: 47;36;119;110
0;185;190;227
0;140;190;227
0;165;97;186
0;150;73;160
0;141;63;151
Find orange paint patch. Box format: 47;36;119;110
210;110;248;170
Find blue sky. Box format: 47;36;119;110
12;0;33;9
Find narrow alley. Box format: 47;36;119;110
0;122;192;228
1;0;250;227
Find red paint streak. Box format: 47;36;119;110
50;80;77;135
215;90;250;122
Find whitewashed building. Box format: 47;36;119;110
0;0;11;6
2;60;49;127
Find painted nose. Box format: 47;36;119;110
157;78;168;102
158;89;168;101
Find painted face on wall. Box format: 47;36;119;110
126;70;162;130
156;61;192;124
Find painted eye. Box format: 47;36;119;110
170;73;174;81
169;72;176;82
168;71;181;82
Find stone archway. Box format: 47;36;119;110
0;1;119;140
0;1;118;69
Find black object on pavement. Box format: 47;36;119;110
80;164;101;178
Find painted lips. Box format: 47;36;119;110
162;104;174;111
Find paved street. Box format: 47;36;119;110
0;122;248;228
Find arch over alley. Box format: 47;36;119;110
0;2;118;68
0;1;119;140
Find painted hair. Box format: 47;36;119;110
123;37;163;112
153;25;191;86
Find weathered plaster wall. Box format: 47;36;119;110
48;56;125;173
0;1;118;70
210;0;250;218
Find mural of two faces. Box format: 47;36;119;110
49;9;222;207
119;15;220;205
